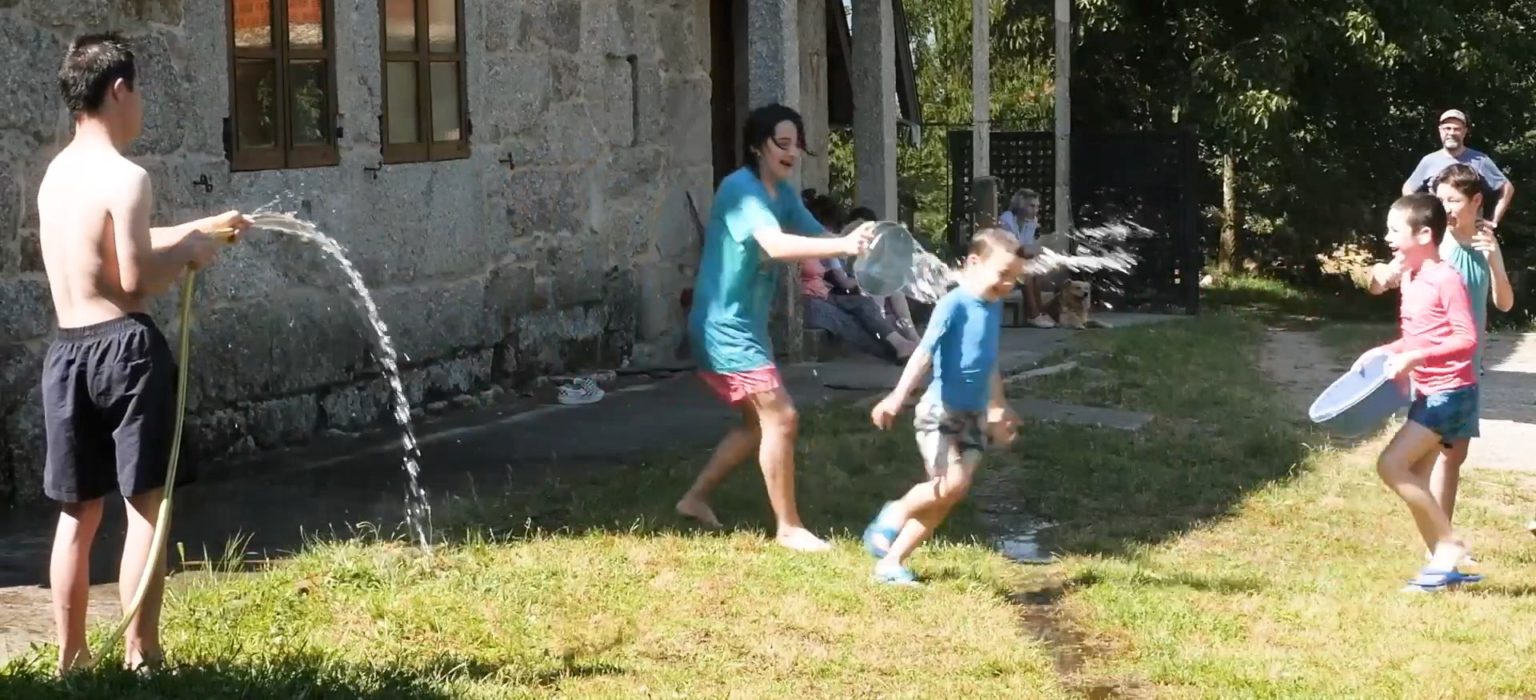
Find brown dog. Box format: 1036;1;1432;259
1041;280;1113;329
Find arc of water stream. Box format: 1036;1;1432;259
89;216;440;665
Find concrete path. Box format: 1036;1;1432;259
0;312;1178;661
1265;327;1536;473
1466;333;1536;472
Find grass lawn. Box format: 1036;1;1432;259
7;278;1536;698
1005;309;1536;698
0;404;1071;697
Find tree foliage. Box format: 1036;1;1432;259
1070;0;1536;283
835;0;1536;312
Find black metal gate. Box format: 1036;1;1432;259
947;130;1202;314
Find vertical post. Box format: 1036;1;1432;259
746;0;805;360
746;0;801;111
799;0;830;194
1053;0;1071;237
852;0;897;220
972;0;990;179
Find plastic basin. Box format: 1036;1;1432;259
1308;351;1411;436
853;221;917;296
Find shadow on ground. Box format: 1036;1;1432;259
971;302;1337;558
0;649;572;700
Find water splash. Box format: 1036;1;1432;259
892;221;1155;305
900;241;956;305
1023;222;1151;276
246;211;433;551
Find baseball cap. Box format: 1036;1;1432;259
1439;109;1468;125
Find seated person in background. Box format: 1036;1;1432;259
801;250;917;363
997;189;1055;328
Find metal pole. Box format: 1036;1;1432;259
1053;0;1071;237
972;0;989;178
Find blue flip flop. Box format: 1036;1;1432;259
873;562;919;586
862;502;903;559
1403;567;1484;592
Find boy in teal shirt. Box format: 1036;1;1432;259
862;229;1026;585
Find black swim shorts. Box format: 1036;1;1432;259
41;313;189;503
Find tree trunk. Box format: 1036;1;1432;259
1219;150;1240;275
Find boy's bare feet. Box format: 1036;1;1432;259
775;527;832;552
125;649;164;675
56;647;92;676
675;497;723;529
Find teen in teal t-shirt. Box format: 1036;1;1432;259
1440;234;1491;372
688;166;825;373
675;103;875;555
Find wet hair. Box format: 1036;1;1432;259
59;32;136;115
1430;163;1485;201
741;103;806;172
969;227;1024;260
1391;193;1448;245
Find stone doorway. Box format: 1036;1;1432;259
709;0;745;186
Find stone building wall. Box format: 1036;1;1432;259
0;0;715;504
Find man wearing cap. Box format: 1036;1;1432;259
1403;109;1515;225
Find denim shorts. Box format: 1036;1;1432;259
1407;384;1480;446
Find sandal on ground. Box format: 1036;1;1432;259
862;502;903;559
873;562;919;586
1401;567;1483;593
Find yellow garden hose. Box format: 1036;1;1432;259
88;236;224;667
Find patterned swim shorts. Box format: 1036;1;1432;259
912;399;987;476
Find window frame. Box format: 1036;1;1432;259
379;0;471;164
224;0;341;171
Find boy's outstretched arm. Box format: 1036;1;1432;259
111;169;249;298
110;169;201;298
727;184;875;262
988;368;1007;409
988;368;1021;426
871;348;932;429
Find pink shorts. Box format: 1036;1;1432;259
697;366;783;405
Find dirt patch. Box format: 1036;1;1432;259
1259;328;1346;416
1007;581;1149;699
0;584;118;665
